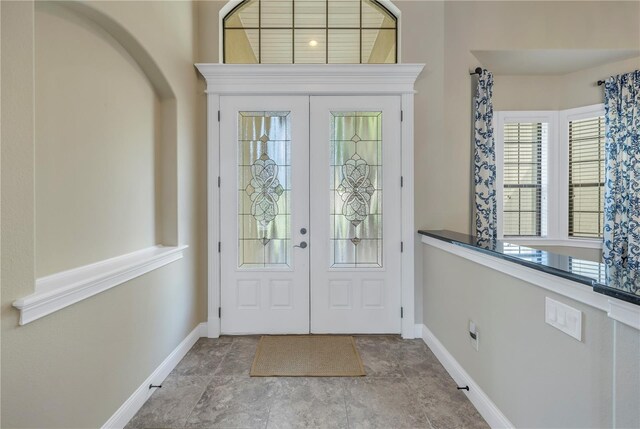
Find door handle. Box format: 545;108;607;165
294;241;308;249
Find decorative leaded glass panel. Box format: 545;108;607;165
330;112;382;268
238;111;291;268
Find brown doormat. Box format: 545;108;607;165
250;335;366;377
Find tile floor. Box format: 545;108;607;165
126;335;489;429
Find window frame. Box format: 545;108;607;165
495;105;604;250
217;0;402;64
558;104;606;244
495;111;557;240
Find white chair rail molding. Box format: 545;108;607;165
13;244;187;325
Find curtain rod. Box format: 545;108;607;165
470;67;608;85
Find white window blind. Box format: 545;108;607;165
503;122;547;237
568;116;605;239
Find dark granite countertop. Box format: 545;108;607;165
418;229;640;306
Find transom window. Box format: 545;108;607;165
223;0;398;64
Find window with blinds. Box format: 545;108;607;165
503;122;547;237
568;116;605;239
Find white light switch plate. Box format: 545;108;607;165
545;297;582;341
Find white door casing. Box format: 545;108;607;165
220;95;401;334
195;64;425;338
220;96;310;334
310;96;402;333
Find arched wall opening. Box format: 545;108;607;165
34;1;179;277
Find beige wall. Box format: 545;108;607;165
494;56;640;111
440;1;640;235
404;0;638;321
558;55;640;110
422;244;640;428
197;0;225;62
197;0;640;233
614;321;640;429
196;0;639;342
1;1;206;427
410;5;639;428
3;1;639;427
195;0;639;320
35;3;160;276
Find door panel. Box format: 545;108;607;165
310;96;402;333
220;96;310;334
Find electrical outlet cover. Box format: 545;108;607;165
545;297;582;341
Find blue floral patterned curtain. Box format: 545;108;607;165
473;69;497;242
603;70;640;294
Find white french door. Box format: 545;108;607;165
220;96;310;334
219;95;401;334
310;96;402;333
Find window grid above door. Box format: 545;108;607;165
223;0;397;64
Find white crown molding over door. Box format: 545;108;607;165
195;64;423;95
196;64;424;338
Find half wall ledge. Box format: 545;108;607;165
13;245;188;325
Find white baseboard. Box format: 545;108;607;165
414;323;424;339
102;322;208;429
416;323;515;429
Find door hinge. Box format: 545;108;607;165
218;242;221;253
401;307;404;318
217;110;220;122
401;241;404;252
400;176;404;187
217;176;221;188
401;110;404;122
218;307;221;318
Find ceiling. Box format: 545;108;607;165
471;50;640;75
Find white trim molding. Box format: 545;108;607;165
196;63;424;339
102;322;207;429
495;104;606;244
495;110;557;240
195;64;424;95
417;324;515;429
422;235;640;331
503;237;603;250
13;245;187;325
608;299;640;330
558;103;606;243
206;92;221;339
400;93;416;338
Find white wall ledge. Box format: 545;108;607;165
422;235;640;331
13;245;188;325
